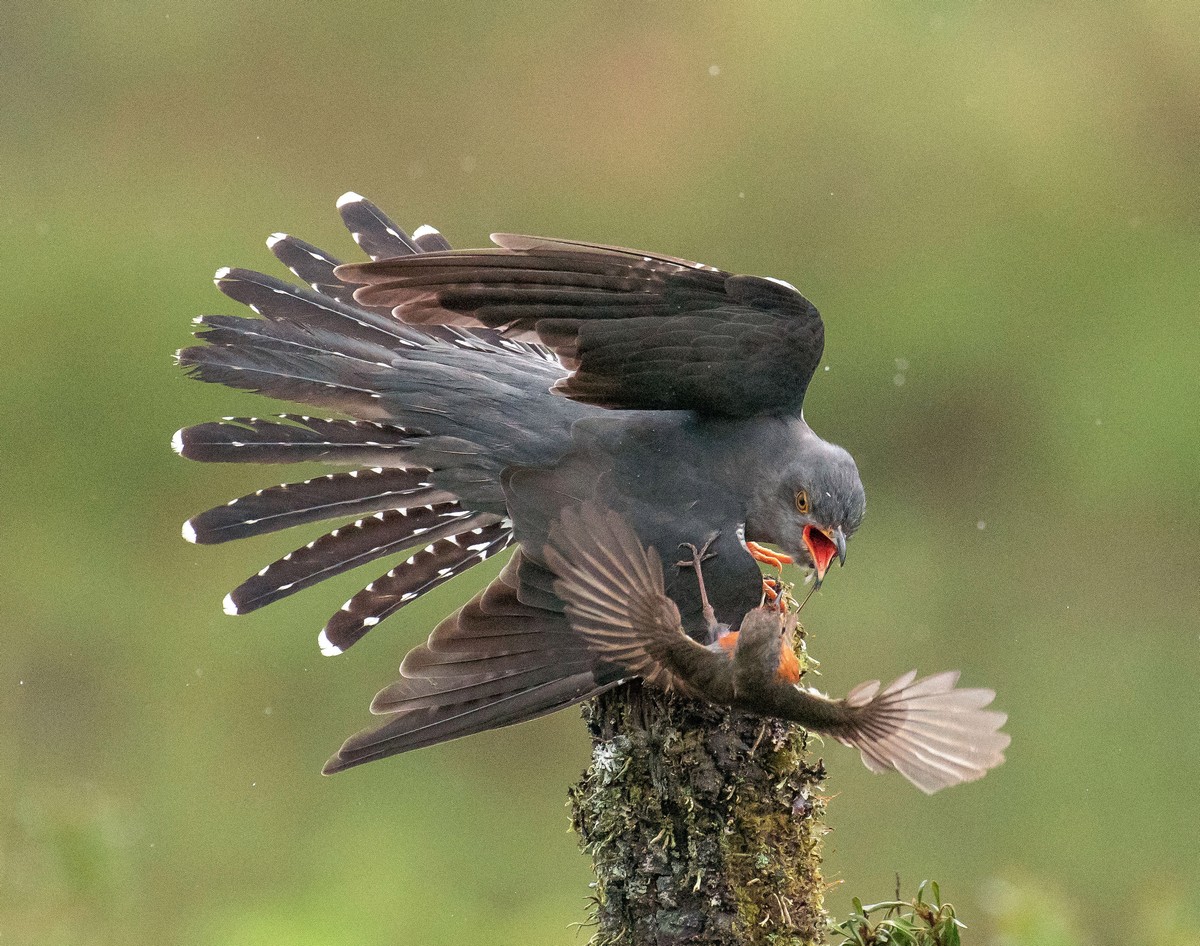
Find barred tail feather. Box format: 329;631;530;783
223;504;493;614
172;416;420;464
837;670;1010;794
319;521;513;655
411;225;453;253
176;342;395;418
263;225;546;356
213;266;428;349
336;191;423;260
183;467;452;545
175;194;571;646
266;233;351;303
190;313;402;366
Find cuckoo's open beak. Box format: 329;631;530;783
803;525;846;587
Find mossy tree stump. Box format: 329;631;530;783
570;681;829;946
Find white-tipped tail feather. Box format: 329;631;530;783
317;629;344;657
836;670;1009;794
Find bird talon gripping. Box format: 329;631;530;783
676;535;719;569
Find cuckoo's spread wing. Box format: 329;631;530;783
543;502;731;700
323;551;621;773
335;236;824;418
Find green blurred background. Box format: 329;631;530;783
3;2;1198;944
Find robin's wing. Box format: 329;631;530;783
335;236;824;419
835;671;1011;794
758;670;1010;794
543;502;731;700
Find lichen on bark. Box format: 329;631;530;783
570;677;829;946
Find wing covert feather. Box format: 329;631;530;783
336;238;824;417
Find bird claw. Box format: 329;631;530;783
676;531;720;569
677;532;721;636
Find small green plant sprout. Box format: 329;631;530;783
830;880;965;946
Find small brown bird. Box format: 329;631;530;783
544;504;1010;794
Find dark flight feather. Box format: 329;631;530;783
323;555;619;773
323;672;605;772
368;661;594;714
335;239;825;418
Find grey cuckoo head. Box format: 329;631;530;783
745;430;866;586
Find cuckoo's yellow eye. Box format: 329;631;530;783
794;489;810;515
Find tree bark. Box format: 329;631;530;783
570;679;829;946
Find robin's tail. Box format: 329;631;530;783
174;194;584;651
829;670;1009;794
322;553;620;773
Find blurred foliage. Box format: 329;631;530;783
2;2;1198;945
979;875;1200;946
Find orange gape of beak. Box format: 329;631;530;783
802;524;839;585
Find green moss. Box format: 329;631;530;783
571;650;829;946
721;725;827;945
